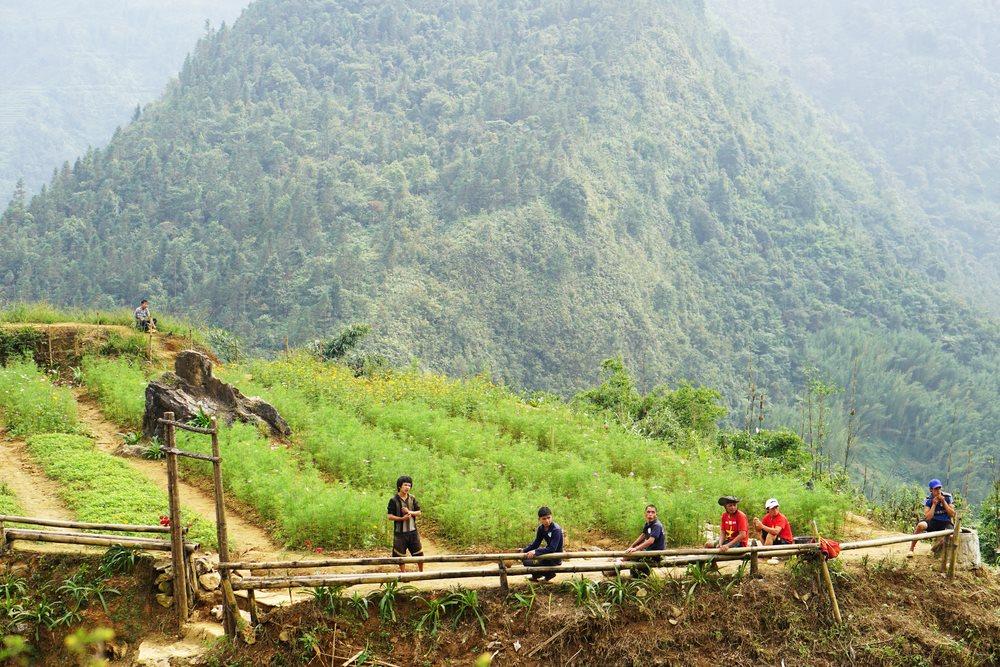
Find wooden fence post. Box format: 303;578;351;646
0;519;8;556
811;521;842;624
947;516;963;579
210;416;237;638
497;559;509;593
164;412;189;635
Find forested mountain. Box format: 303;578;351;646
0;0;249;201
3;0;999;498
709;0;1000;313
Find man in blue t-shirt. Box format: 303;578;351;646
623;504;666;577
521;506;564;582
908;478;955;558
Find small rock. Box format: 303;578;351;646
154;572;172;586
198;572;222;591
513;640;521;652
155;594;173;608
108;639;129;660
278;630;291;643
210;605;224;620
194;557;214;575
157;581;173;595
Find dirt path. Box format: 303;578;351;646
73;389;291;560
0;436;75;521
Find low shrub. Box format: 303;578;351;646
80;357;147;430
0;357;79;436
24;433;215;547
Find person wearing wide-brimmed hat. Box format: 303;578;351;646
907;479;955;558
705;495;748;552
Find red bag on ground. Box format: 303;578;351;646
820;538;841;560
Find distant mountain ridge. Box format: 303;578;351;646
3;0;999;497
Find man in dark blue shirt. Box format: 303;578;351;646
623;504;665;577
908;478;955;558
521;506;564;582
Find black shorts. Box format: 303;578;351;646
926;519;953;533
392;530;423;558
773;537;791;546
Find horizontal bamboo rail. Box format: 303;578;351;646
4;528;199;553
219;541;820;571
0;514;179;534
157;418;216;435
838;527;959;550
228;528;965;591
164;447;219;463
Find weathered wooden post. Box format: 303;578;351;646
497;559;509;593
0;517;8;556
164;412;189;635
939;532;951;573
209;416;237;638
947;515;963;579
811;521;842;624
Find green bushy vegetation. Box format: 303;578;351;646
176;423;383;549
80;357;149;430
0;357;79;437
0;482;21;516
0;302;202;342
220;355;849;549
0;327;44;366
3;0;1000;511
24;434;215;547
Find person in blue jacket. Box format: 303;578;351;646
521;506;564;582
908;478;956;558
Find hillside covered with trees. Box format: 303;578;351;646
3;0;1000;499
710;0;1000;313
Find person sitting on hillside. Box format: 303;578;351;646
705;495;748;552
907;478;955;558
520;506;564;582
134;299;157;332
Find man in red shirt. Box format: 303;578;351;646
704;495;748;552
754;498;793;546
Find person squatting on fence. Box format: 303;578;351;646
520;506;564;582
908;478;955;558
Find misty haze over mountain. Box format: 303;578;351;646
0;0;250;201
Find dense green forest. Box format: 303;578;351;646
0;0;249;201
710;0;1000;314
2;0;1000;499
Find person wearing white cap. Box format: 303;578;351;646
753;498;793;547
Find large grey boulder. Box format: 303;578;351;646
142;350;291;439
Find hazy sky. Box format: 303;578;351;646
0;0;251;201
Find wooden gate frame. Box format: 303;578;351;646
159;412;235;636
